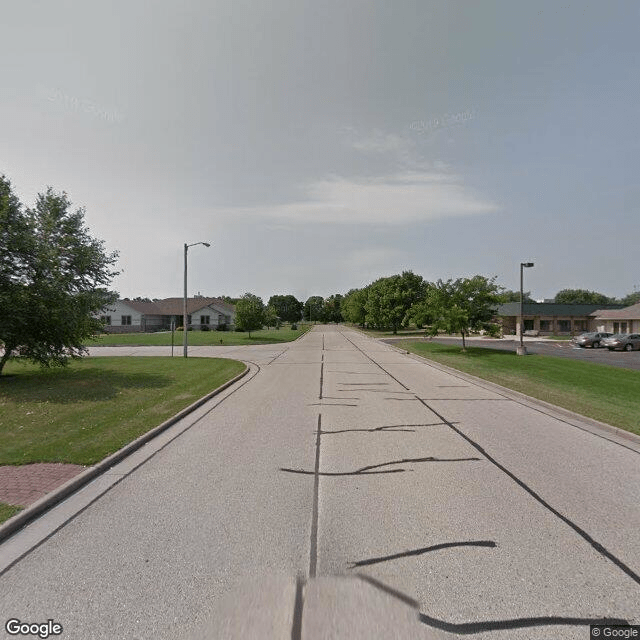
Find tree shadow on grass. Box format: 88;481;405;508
0;366;172;403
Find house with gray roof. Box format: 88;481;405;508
99;297;235;333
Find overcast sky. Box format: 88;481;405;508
2;1;638;303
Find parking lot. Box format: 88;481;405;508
384;337;640;371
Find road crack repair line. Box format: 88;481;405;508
338;327;640;588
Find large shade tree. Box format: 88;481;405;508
364;271;426;333
322;294;343;323
424;275;502;350
268;294;303;324
0;177;119;375
553;289;614;305
303;296;325;322
620;291;640;307
234;293;266;337
499;289;535;303
341;288;368;327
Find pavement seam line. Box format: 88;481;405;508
309;413;321;578
415;398;640;587
346;327;640;588
393;344;640;452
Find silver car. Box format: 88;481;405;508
601;333;640;351
572;332;612;348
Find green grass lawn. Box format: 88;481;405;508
0;357;245;466
0;502;22;524
87;325;310;346
397;340;640;436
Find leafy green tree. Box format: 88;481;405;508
303;296;325;322
234;293;265;337
264;304;279;329
427;275;502;350
499;289;534;303
619;291;640;307
341;288;368;327
364;271;426;333
323;294;343;323
553;289;613;305
268;294;303;323
407;282;438;328
0;178;119;375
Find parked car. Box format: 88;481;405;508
572;332;612;348
601;334;640;351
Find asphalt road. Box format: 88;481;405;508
384;336;640;371
1;326;639;639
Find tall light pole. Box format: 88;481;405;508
183;241;211;358
518;262;534;355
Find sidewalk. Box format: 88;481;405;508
0;463;85;508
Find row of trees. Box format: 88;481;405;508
234;292;345;335
236;281;640;346
552;289;639;306
341;271;502;349
499;288;640;306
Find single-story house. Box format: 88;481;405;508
591;302;640;334
496;303;625;336
99;297;236;333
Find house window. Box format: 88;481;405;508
574;320;587;331
558;320;571;332
524;319;534;331
540;320;552;332
121;315;132;325
200;315;210;325
100;315;112;325
614;322;628;333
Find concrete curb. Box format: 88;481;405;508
383;340;640;447
0;363;250;544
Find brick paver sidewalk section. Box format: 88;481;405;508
0;463;85;507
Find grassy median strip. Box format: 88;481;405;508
87;325;310;347
0;357;245;466
398;340;640;436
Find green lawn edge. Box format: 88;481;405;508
0;356;246;466
86;324;311;347
0;503;23;526
396;340;640;436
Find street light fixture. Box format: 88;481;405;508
183;242;211;358
518;262;534;355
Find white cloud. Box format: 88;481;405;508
217;171;499;225
350;129;415;155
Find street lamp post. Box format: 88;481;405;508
518;262;534;355
183;241;211;358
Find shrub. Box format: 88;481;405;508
291;323;297;330
217;324;228;332
235;327;245;332
486;323;502;338
200;325;210;331
175;326;184;332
